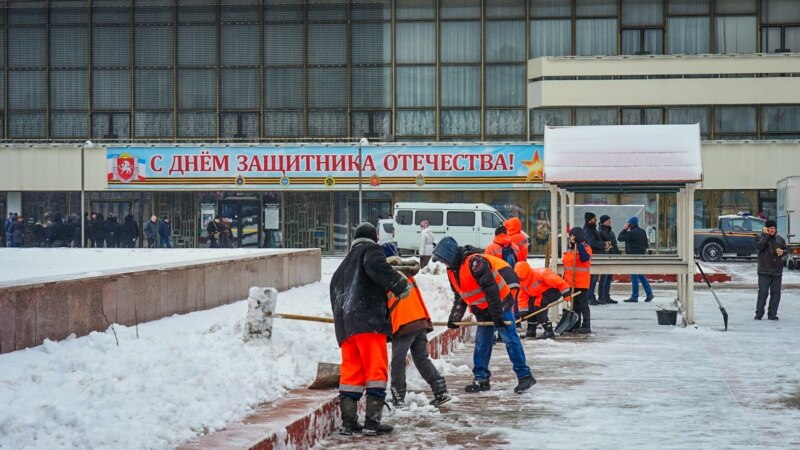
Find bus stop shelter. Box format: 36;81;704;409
544;124;703;324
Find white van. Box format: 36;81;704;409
393;202;506;255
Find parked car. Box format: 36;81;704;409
694;213;766;262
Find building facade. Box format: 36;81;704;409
1;0;799;253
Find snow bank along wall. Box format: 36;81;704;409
0;249;321;354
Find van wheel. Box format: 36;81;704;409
701;242;723;262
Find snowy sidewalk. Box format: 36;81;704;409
316;290;800;450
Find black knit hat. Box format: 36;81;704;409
585;212;596;223
599;215;611;225
765;219;777;228
569;227;584;242
495;225;507;236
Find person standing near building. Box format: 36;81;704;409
143;215;159;248
597;214;619;304
386;256;451;408
10;215;25;247
563;227;592;333
219;217;234;248
435;237;535;394
159;216;172;248
514;261;571;340
90;212;106;248
120;214;139;248
418;220;434;267
618;216;654;303
207;215;222;248
582;212;605;305
330;222;410;436
4;212;15;247
104;213;120;248
755;219;788;320
504;217;529;262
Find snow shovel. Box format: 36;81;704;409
695;261;729;331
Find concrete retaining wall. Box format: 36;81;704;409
0;249;321;354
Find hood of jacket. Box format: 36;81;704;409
492;233;512;246
504;217;523;235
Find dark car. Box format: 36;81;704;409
694;214;766;262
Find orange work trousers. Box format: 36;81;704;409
339;332;389;399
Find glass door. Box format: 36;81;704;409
219;200;262;248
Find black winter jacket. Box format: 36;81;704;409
330;234;408;346
583;222;605;254
755;232;788;276
599;224;620;254
447;248;519;323
120;217;139;244
618;225;648;255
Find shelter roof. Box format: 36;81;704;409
543;124;702;188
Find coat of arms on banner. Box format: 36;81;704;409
108;153;146;183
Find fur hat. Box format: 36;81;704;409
387;256;420;276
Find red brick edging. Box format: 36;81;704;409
177;326;471;450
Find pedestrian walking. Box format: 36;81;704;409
330;222;411;436
514;261;571;340
143;215;159;248
10;215;25;247
563;228;592;333
755;219;788;320
207;215;221;248
597;214;619;304
4;212;15;247
583;212;605;305
435;237;535;394
219;217;234;248
618;216;653;303
418;220;434;268
386;256;451;408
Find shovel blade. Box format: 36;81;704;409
308;362;340;390
720;307;729;331
554;310;579;335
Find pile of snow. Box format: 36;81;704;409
0;255;458;450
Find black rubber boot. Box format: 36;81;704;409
390;386;406;408
464;379;490;393
514;375;536;394
524;324;537;339
429;378;452;407
537;321;555;340
576;326;592;334
338;396;362;436
363;396;393;436
604;297;619;304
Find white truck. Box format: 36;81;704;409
777;176;800;270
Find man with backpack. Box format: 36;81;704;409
485;225;519;268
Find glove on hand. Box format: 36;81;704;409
398;283;412;300
447;320;460;329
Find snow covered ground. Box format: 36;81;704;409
0;254;456;450
1;249;798;449
0;248;293;287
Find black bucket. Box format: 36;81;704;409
656;309;678;326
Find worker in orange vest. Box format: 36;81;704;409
504;217;529;262
514;261;571;339
434;236;535;394
330;223;412;436
386;257;451;408
562;227;593;334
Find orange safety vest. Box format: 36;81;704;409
485;234;520;262
562;243;592;289
516;262;571;310
447;254;517;309
387;276;431;334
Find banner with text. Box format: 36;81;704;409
107;144;544;190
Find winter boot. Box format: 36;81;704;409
464;379;491;393
338;396;362;436
644;294;654;302
514;375;536;394
390;386;406;408
604;297;619;304
537;321;555;340
589;297;600;306
429;378;452;407
363;396;393;436
576;326;592;334
524;324;537;339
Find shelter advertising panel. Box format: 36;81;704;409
106;145;544;190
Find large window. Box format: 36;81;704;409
621;0;664;55
761;106;800;139
761;0;800;53
715;0;757;54
715;106;757;139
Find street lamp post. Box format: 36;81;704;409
358;137;369;224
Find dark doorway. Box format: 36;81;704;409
219;199;262;248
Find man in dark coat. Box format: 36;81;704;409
90;212;106;247
618;216;653;302
207;215;221;248
10;215;25;247
583;212;605;305
143;215;159;248
754;219;788;320
105;213;120;248
158;216;172;248
119;214;139;248
597;214;619;304
329;222;410;437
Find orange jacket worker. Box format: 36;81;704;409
515;261;571;339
